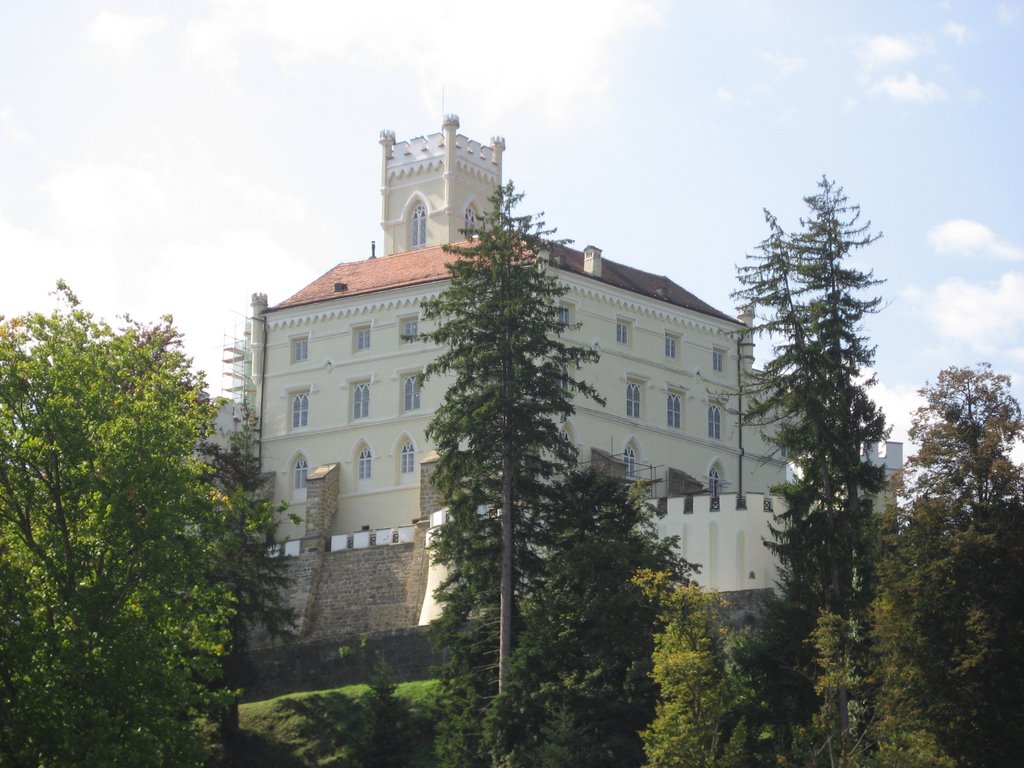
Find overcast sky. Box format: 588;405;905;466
2;0;1022;455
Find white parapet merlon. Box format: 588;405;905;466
353;531;371;549
283;539;301;557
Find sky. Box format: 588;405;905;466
2;0;1022;456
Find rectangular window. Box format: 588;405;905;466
403;375;421;412
626;381;642;419
665;333;678;359
708;405;721;440
712;349;724;373
354;325;371;352
616;318;631;345
292;336;308;363
400;316;418;344
557;304;572;327
667;392;681;429
352;382;370;420
557;364;569;391
291;392;309;429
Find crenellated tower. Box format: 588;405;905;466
379;114;504;256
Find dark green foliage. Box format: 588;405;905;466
232;681;438;768
421;181;601;515
731;178;887;756
495;471;692;768
421;182;603;765
873;365;1024;767
0;286;228;766
199;400;296;756
360;661;418;768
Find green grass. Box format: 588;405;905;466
230;680;440;767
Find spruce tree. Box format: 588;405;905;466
731;177;887;757
420;182;602;764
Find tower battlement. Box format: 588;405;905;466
379;115;505;255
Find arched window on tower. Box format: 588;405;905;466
464;205;477;235
411;203;427;249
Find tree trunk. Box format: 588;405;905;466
499;453;513;693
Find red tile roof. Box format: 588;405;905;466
269;241;739;326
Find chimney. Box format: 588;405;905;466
583;245;603;277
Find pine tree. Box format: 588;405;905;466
731;177;887;756
421;181;602;764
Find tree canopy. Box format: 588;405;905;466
731;177;887;758
421;182;603;763
0;287;228;766
873;364;1024;767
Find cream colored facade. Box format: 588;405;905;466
249;117;788;545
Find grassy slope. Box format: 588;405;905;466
231;680;439;767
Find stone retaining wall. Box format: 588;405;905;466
242;626;443;702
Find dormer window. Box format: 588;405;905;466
411;203;427;249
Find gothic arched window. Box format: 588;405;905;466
411;203;427;249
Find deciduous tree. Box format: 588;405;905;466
873;364;1024;767
0;286;228;766
635;570;750;768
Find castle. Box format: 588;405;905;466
235;117;900;671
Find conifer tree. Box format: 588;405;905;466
420;182;602;763
731;177;887;756
495;471;691;768
198;401;295;753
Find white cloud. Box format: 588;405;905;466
715;87;734;103
856;34;919;69
183;0;666;125
928;219;1024;260
908;273;1024;354
944;21;968;44
44;160;170;236
88;11;168;57
870;72;946;102
998;4;1020;24
870;374;923;450
0;200;317;393
761;52;807;77
0;107;31;145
